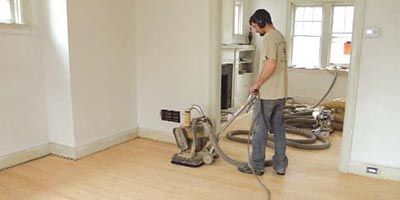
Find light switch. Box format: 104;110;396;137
365;27;380;38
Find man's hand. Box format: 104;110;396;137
250;83;261;94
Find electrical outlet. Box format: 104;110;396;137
366;167;379;175
365;27;380;38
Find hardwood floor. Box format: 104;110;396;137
1;116;399;200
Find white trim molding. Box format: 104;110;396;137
210;0;222;131
74;129;138;159
338;0;365;173
0;23;31;34
50;143;76;159
138;128;176;144
0;129;139;170
0;144;50;170
51;128;139;160
348;160;400;181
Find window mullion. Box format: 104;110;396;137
9;0;16;23
320;4;333;68
14;0;22;24
287;4;296;67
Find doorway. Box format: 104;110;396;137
209;0;365;174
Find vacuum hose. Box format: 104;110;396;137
204;94;272;199
310;68;339;109
226;126;330;150
225;68;339;150
206;95;259;167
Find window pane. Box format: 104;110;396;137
330;6;354;65
234;3;243;35
294;22;304;35
292;6;323;68
303;22;313;35
304;7;314;21
295;7;304;21
330;34;352;64
292;36;321;68
332;7;345;32
0;0;12;23
312;22;322;36
313;7;323;21
333;6;354;33
295;22;321;36
298;6;323;22
345;7;354;32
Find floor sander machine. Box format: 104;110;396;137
171;105;218;167
170;94;266;168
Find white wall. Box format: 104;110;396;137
251;0;348;103
350;0;400;168
67;0;137;146
42;0;75;147
135;0;212;133
222;0;234;44
0;1;48;156
288;69;348;104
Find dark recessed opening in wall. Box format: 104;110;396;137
221;64;233;110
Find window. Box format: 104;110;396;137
234;0;244;35
292;6;323;68
0;0;23;24
289;3;354;69
330;6;354;64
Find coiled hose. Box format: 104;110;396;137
225;104;331;150
225;68;339;150
226;125;330;150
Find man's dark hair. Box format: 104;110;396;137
249;9;272;28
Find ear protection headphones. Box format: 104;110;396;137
256;18;267;28
251;9;272;28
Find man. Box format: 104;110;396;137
238;9;288;176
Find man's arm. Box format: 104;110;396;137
250;58;277;93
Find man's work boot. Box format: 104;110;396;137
237;163;264;176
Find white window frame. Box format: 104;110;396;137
287;0;354;69
232;0;249;44
233;0;244;35
0;0;24;25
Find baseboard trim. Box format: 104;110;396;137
49;143;76;160
74;129;138;159
348;160;400;181
0;144;50;170
1;129;139;170
138;128;175;144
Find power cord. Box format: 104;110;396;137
247;96;272;200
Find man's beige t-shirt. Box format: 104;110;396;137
258;29;288;100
